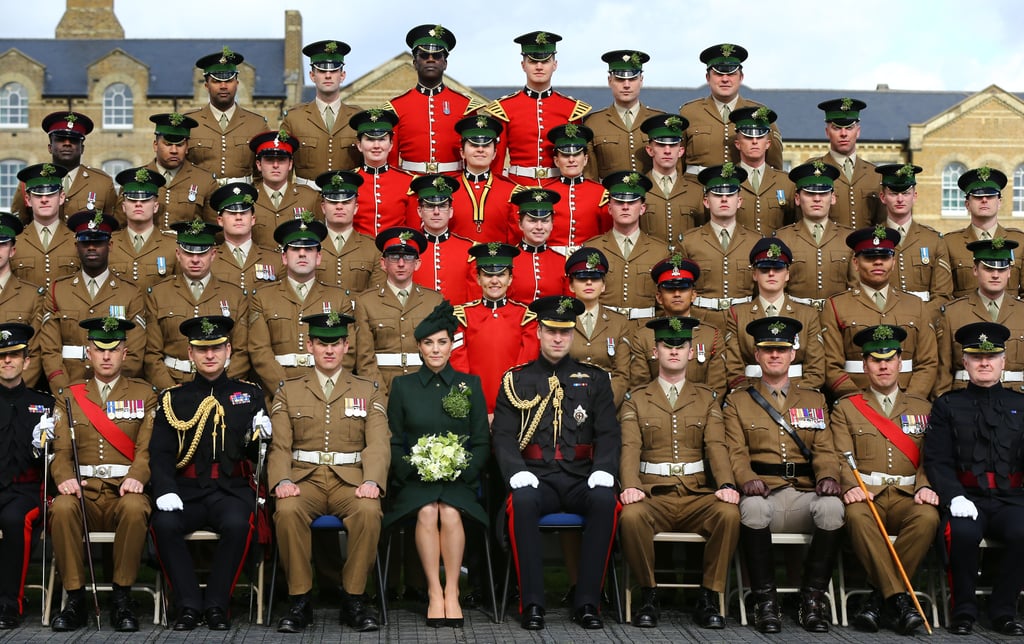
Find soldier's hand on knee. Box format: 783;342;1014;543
949;495;978;519
741;479;768;498
815;477;840;497
914;487;939;506
509;471;539;489
275;480;301;498
355;481;380;499
587;470;615;489
155;493;184;512
119;477;144;495
57;478;81;498
715;485;740;504
620;487;645;504
842;487;868;505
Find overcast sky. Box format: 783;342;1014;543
11;0;1024;92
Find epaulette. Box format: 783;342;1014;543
238;378;262;391
383;100;396;112
465;97;487;113
159;383;184;396
693;382;717;398
483;99;509;122
509;184;529;197
836;392;859;402
181;107;201;116
1004;226;1024;234
453;303;470;327
569;99;592;121
794;382;823;393
597;188;609;208
507;361;531;373
520;308;537;326
680;97;703;108
903;392;931;404
350;372;379;389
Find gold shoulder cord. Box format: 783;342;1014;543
502;372;563;450
161;390;226;468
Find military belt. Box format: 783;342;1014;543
215;175;252;186
292;449;362;466
11;469;41;484
507;165;560;180
957;470;1024;489
400;160;462;174
744;364;804;378
275;353;315;367
788;296;826;311
605;306;656;320
376;353;423;367
548;245;573;257
694;296;752;311
62;345;88;360
164;356;193;373
954;369;1024;382
860;472;916;487
844;359;913;374
640;460;704;476
179;462;248;479
521;443;593;461
79;464;131;479
293;176;320;190
684;165;706;175
905;290;931;302
751;461;812;479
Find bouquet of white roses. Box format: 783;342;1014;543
405;432;471;482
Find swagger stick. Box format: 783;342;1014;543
65;398;101;630
842;451;932;635
39;415;50;621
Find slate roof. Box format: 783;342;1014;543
0;39;286;98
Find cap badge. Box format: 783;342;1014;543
767;243;782;259
41;163;57;177
872;325;894;341
169;112;185;126
88;213;102;229
432;176;452;194
532;191;544;202
102;316;119;332
476;115;488;128
556;297;573;314
326;311;341;326
135;168;150;183
624;172;640;187
188;218;205;235
720;44;735;57
535;32;549;45
324;41;338;53
992;236;1006;249
769;322;785;335
0;330;10;341
65;113;77;128
429;25;446;38
200;318;216;336
563;123;579;139
841;98;854;111
665;116;684;131
721;162;735;178
586;252;600;269
811;160;826;176
896;164;915;178
669;317;683;332
487;242;500;256
873;224;887;244
219;46;234;65
398;230;413;245
978;166;991;181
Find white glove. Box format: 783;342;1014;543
156;493;184;512
509;471;539;489
949;495;978;520
252;410;272;440
587;470;615;489
31;412;55;450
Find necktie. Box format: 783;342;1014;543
812;223;823;244
981;230;993;240
62;175;73;192
660;175;673;197
750;168;761;192
324;105;335;131
765;304;777;316
397;288;409;306
334;234;345;253
989;300;1000;321
668;385;678;406
101;383;111;403
719;228;731;251
721;104;731;123
163;170;173;182
874;290;886;311
582;311;595;337
324;377;334;398
271;191;282;209
87;278;98;299
40;226;51;250
191;280;203;300
843;157;854;181
882;396;892;415
233;247;245;267
133;234;145;252
296;282;307;301
622;109;633;129
219;113;229;131
622;237;633;259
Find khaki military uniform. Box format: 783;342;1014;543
679;96;784;172
569;306;632;407
640;172;704;251
317;230;384;295
944;224;1024;297
0;275;45;387
618;379;739;591
39;272;145;392
108;228;178;290
251;181;322;248
211;242;282;294
353;284;443;392
268;371;389;595
582;104;663;181
584;230;663;315
12;224;79;291
248;279;355;392
50;377;155;589
679;223;760;310
138;160;219;231
11;166;119;226
831;390;938;598
735;166;795;236
143;274;250;390
803;154;881;230
773;219;856;304
935;292;1024;395
281;100;363;182
889;220;953;311
184;104;267;181
725;296;825;391
629;321;727;397
821;288;938;399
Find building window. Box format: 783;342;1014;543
0;83;28;127
102;159;132;183
1014;165;1024;217
102;83;133;129
0;159;27;209
941;162;967;216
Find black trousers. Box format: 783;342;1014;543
506;469;619;611
946;495;1024;621
150;485;255;613
0;484;41;613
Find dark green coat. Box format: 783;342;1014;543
383;364;490;529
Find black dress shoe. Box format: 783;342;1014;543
572;603;604;629
752;591;782;634
693;587;725;629
883;592;923;635
0;604;20;630
51;593;88;632
173;606;202;631
947;617;973;635
277;594;313;633
204;606;230;630
110;587;139;633
798;589;830;633
633;587;659;628
852;590;881;632
993;616;1024;636
521;603;545;630
341;593;379;632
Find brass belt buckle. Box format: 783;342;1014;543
883;476;898;486
95;465;111;478
535;168;548;179
401;353;407;368
669;463;684;475
426;162;439;173
718;299;731;310
297;355;310;367
318;452;333;465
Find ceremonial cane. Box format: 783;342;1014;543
66;398;102;630
40;417;49;621
842;451;932;635
249;432;268;623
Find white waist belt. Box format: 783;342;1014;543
905;290;931;302
548;245;572;257
606;306;656;320
400;160;462;173
216;176;252;186
376;353;423;367
507;165;560;180
860;472;916;487
744;364;804;378
788;296;826;310
164;356;193;373
684;165;706;175
276;353;315;367
79;464;131;478
292;450;361;466
640;460;704;476
844;359;913;374
62;345;87;360
694;296;752;311
954;369;1024;382
293;176;320;190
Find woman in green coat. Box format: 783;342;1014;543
384;302;489;627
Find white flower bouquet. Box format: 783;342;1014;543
405;432;471;482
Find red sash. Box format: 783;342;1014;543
849;394;919;469
69;383;136;462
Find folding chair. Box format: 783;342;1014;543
622;532;726;623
